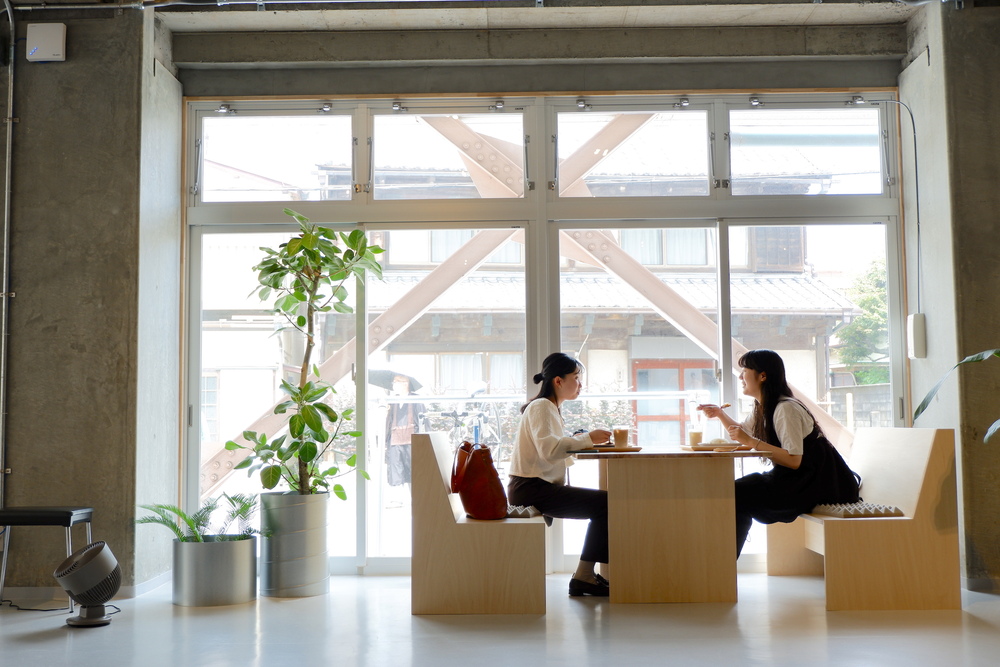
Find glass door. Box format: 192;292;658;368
193;229;360;560
363;225;527;561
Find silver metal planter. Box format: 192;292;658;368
173;536;257;607
260;492;329;598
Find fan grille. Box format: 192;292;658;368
73;566;122;606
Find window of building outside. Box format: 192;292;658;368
188;93;903;570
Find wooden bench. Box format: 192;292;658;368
766;427;960;610
411;432;547;614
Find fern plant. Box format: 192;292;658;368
136;493;259;542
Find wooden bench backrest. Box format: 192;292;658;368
411;432;464;525
847;427;955;519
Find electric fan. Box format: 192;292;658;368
52;541;121;627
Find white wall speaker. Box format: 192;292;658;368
907;312;927;360
26;23;66;62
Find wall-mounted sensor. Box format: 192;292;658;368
26;23;66;62
907;312;927;359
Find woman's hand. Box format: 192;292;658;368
589;429;612;445
727;424;753;447
697;403;725;419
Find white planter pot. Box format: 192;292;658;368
172;536;257;607
260;492;329;598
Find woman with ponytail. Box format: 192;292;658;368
699;349;859;556
508;352;613;597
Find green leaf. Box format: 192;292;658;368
283;208;309;224
274;400;294;414
345;453;357;467
261;465;283;489
315;403;338;421
301;405;324;432
359;469;371;481
289;414;305;438
299;441;318;463
224;440;245;451
914;349;1000;422
986;419;1000;444
332;484;347;501
285;237;303;255
304;387;329;404
333;301;353;314
234;456;253;470
297;315;307;327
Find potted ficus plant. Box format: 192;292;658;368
225;208;383;598
136;494;259;607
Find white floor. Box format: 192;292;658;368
3;574;1000;666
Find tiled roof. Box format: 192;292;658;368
367;271;860;316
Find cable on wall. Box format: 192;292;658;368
866;97;925;358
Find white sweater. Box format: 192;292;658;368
508;398;595;484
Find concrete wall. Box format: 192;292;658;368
134;11;184;587
2;11;181;590
938;4;1000;592
898;4;1000;592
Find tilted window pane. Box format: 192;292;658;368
373;114;525;200
557;111;710;197
729;108;882;196
201;116;353;202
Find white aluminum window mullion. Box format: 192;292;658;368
885;217;908;426
716;218;736;410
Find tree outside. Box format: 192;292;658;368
835;259;889;385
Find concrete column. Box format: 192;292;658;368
2;10;181;592
902;4;1000;592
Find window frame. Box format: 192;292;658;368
184;92;908;573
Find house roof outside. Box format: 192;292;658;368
367;271;861;318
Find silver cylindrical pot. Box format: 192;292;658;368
172;536;257;607
260;492;329;598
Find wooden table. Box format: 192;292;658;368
574;449;768;604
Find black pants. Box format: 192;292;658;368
734;472;804;557
508;475;609;564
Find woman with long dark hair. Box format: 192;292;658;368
699;349;859;556
507;352;613;597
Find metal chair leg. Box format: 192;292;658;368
0;527;10;606
64;526;74;613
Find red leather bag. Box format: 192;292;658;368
451;441;508;520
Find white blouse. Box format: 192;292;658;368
508;398;595;484
743;398;814;456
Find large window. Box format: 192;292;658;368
556;110;710;197
729;107;883;196
187;93;906;571
200;113;354;203
372;112;525;200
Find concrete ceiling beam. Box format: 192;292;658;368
172;25;907;69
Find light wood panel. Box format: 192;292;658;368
410;433;546;615
601;454;740;603
766;428;960;611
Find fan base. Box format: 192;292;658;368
65;605;111;627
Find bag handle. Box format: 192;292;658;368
452;441;474;493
